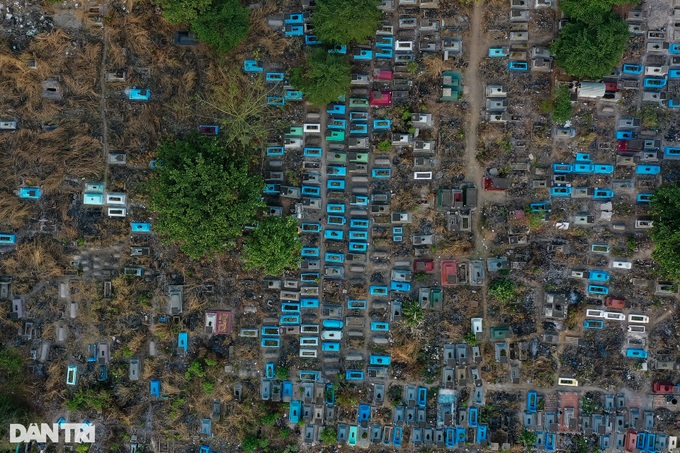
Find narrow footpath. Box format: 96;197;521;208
462;1;491;321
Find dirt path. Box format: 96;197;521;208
99;29;109;186
462;1;493;321
317;112;327;300
462;1;486;253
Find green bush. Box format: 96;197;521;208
155;0;211;24
275;366;290;380
67;389;111;412
319;426;337;444
518;429;537;446
488;278;517;304
552;86;573;124
242;435;262;452
262;412;278;425
0;349;23;376
185;360;206;380
463;331;478;346
376;139;392;152
402;300;423;325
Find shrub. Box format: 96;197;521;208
552;86;573;124
262;412;278;425
376;139;392;152
275;366;290;380
402;300;423;325
488;278;517;304
319;426;337;444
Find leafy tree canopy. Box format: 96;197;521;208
157;0;250;53
551;14;629;79
149;134;264;260
559;0;630;25
650;185;680;280
203;67;273;146
243;216;301;275
190;0;250;54
290;50;351;106
312;0;382;45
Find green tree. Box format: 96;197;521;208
488;278;517;304
650;185;680;280
290;49;351;106
243;216;301;275
559;0;630;25
201;67;276;146
312;0;382;45
319;426;337;444
149;134;264;260
190;0;250;54
552;85;573;123
551;13;629;78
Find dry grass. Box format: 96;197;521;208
421;54;448;80
388;327;420;365
247;2;289;57
1;237;66;291
0;0;304;442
